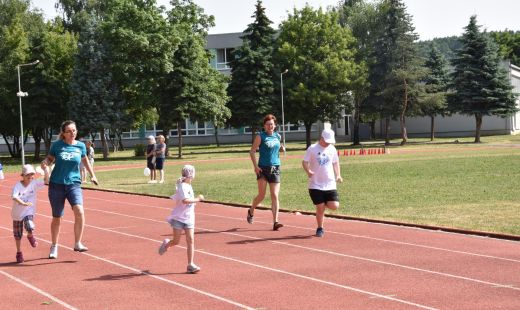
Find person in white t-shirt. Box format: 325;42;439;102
11;164;50;263
158;165;204;274
302;128;343;238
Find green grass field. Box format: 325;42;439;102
2;134;520;235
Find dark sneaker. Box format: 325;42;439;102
27;235;38;248
247;209;254;224
16;252;24;263
187;264;200;274
158;239;170;255
316;227;324;237
273;222;283;231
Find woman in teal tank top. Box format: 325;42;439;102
248;114;285;231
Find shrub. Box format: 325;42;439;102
134;143;146;157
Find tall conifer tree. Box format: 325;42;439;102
449;16;517;143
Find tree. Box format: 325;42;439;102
227;0;276;139
68;15;124;159
26;19;77;159
490;30;520;66
421;43;449;141
157;0;229;158
275;6;359;147
368;0;423;145
448;16;518;143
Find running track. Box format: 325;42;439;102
0;176;519;309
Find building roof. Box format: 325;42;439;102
206;32;244;49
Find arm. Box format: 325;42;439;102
333;160;343;183
43;165;50;184
12;196;31;207
82;156;98;185
249;135;262;175
41;154;55;168
302;160;314;178
182;194;204;204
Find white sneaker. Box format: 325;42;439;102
74;242;88;252
49;245;58;259
187;263;200;274
158;239;170;255
148;180;157;184
159;180;164;184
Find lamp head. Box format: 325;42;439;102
282;69;288;74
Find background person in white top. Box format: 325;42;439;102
11;164;50;263
302;128;343;237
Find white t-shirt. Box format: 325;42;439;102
167;182;195;226
11;179;45;221
303;143;339;191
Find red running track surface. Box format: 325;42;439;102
1;176;519;309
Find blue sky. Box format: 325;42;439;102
33;0;520;41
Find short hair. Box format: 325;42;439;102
263;114;276;124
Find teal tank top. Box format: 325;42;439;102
258;131;281;167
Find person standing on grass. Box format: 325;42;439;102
158;165;204;274
248;114;285;231
41;120;98;259
146;135;157;183
302;128;343;237
11;164;50;263
155;135;167;184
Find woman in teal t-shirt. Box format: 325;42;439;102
248;114;285;231
41;120;98;259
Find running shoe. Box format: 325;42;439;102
187;264;200;274
74;242;89;252
49;245;58;259
247;209;254;224
27;235;38;248
315;227;324;237
158;239;170;255
16;252;24;263
273;222;283;231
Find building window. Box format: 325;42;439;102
216;48;234;70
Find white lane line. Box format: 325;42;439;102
79;194;520;263
0;269;78;310
0;226;253;310
76;206;520;292
8;219;435;310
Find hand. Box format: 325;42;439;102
91;176;99;186
254;166;262;175
24;202;33;207
198;194;204;202
306;170;314;178
336;176;343;183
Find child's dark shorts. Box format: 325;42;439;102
308;189;339;205
257;166;281;183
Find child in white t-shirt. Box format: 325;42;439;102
158;165;204;273
11;164;49;263
302;129;343;238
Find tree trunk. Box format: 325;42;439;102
32;128;42;161
352;98;361;145
214;126;220;147
400;78;408;146
43;128;52;156
430;116;435;141
2;134;17;157
100;128;109;159
369;119;376;140
177;121;183;159
304;122;312;148
385;118;391;145
475;114;482;143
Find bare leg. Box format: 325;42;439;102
72;205;85;244
269;182;281;222
51;217;61;245
250;178;267;215
15;238;21;252
185;228;195;265
315;203;326;228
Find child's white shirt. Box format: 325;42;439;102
11;179;45;220
303;143;339;191
167;182;195;226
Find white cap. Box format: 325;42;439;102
21;164;36;176
321;128;336;144
147;135;155;140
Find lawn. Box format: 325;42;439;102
2;134;520;235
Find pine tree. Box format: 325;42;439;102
421;43;449;141
227;0;276;138
449;16;517;143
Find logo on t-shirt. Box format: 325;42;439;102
317;152;330;166
265;140;278;148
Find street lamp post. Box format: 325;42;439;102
280;69;288;154
17;60;39;166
